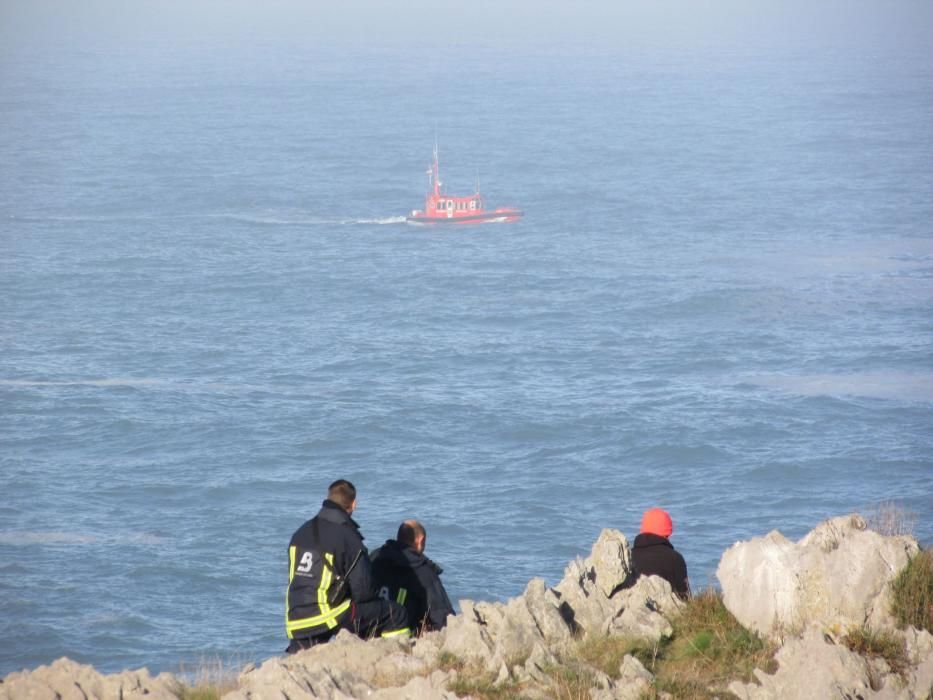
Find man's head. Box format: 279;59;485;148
397;519;426;553
640;508;673;538
327;479;357;514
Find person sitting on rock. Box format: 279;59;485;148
370;520;455;633
285;479;410;652
632;507;690;599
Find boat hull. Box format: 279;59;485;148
406;208;523;226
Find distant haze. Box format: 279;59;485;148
3;0;933;54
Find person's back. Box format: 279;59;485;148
286;480;410;652
371;520;455;633
631;508;690;599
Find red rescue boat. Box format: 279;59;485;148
406;144;523;225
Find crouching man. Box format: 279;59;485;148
286;479;410;652
371;520;455;633
632;507;690;599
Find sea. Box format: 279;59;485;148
1;34;932;677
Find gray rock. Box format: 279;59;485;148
717;514;920;636
553;556;619;636
522;578;575;648
368;670;457;700
439;579;573;670
609;576;683;640
518;642;558;684
554;529;635;637
727;624;895;699
587;529;635;599
229;631;410;699
409;629;443;665
490;579;574;661
902;627;933;700
438;599;495;664
227;656;372;699
0;658;178;700
589;654;654;700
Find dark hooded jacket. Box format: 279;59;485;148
286;500;381;640
370;539;455;632
632;533;690;599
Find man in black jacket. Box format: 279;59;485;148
631;507;690;599
286;480;410;652
371;520;455;633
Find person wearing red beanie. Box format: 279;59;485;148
632;508;690;598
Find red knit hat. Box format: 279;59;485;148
640;508;673;538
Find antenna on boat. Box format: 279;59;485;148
430;129;441;197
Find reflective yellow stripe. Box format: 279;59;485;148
286;599;351;633
396;588;408;605
380;627;411;638
318;553;332;612
285;545;297;634
317;553;339;629
287;550;350;638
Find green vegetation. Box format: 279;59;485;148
639;589;777;699
175;686;223;700
442;590;777;699
544;662;599;700
842;626;909;678
172;658;238;700
865;501;917;538
890;548;933;633
445;664;520;700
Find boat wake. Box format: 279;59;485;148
8;213;408;226
346;216;407;225
202;213;407;226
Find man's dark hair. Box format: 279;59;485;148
397;519;426;547
327;479;357;510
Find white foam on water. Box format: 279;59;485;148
344;216;407;225
0;378;161;387
0;531;97;546
0;378;269;393
199;213;342;225
0;532;169;546
198;213;407;226
749;372;933;401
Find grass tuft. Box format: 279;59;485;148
445;665;519;700
436;650;465;673
890;548;933;633
842;626;910;678
176;687;223;700
569;590;777;699
575;634;663;679
865;501;917;538
173;657;238;700
546;662;598;700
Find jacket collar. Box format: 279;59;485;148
317;499;362;536
633;532;673;549
378;538;442;574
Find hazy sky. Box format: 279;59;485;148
3;0;932;54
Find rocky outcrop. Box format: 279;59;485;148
0;657;178;700
226;632;456;700
2;516;930;699
717;514;920;636
729;624;933;700
225;531;682;700
553;528;684;640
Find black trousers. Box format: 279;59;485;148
351;598;409;638
286;599;409;653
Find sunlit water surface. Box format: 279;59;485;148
1;41;932;674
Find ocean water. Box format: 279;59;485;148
1;39;932;676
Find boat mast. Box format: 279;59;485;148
431;141;441;197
